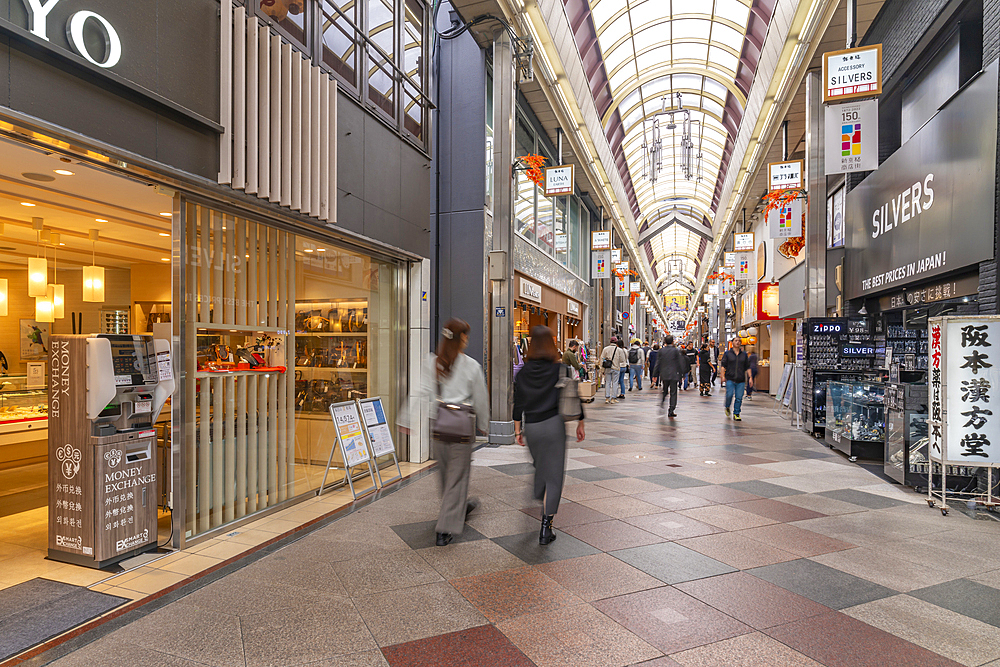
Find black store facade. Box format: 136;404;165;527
0;0;431;574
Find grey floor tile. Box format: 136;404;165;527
909;578;1000;628
181;572;346;616
490;462;537;476
46;636;205;667
353;581;487;646
639;473;712;489
390;520;487;550
610;542;737;584
333;550;442;596
240;597;379;667
492;530;601;565
111;602;245;667
567;467;627;482
817;489;910;509
747;559;896;609
723;480;800;498
843;594;1000;666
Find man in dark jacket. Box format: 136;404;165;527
720;338;753;421
682;343;698;390
655;335;685;418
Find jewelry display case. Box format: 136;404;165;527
826;381;885;461
0;376;49;471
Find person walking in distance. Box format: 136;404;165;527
698;343;714;396
655;335;685;418
709;339;719;386
647;343;660;389
746;349;759;400
600;338;626;404
424;319;490;546
720;338;753;421
683;343;698;391
627;339;646;391
514;326;586;545
615;337;629;399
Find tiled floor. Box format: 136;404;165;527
18;386;1000;667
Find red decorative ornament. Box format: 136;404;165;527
518;154;547;189
763;188;807;259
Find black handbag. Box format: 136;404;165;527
432;377;476;443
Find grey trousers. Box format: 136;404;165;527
524;415;567;516
434;439;473;535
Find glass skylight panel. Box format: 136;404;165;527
590;0;626;29
636;47;671;72
708;46;739;73
671;42;709;63
602;44;632;74
599;12;633;52
671;73;703;92
628;0;667;29
711;23;745;51
632;25;667;53
702;77;728;101
713;0;751;28
702;97;724;118
671;18;712;41
642;76;672;98
609;65;634;94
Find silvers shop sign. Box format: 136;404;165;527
21;0;122;68
844;61;998;300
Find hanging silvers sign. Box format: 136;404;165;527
844;60;998;299
823;44;882;103
21;0;122;68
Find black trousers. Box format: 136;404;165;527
660;376;678;413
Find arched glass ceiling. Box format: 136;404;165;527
577;0;774;290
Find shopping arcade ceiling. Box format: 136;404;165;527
566;0;776;294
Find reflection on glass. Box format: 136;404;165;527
322;0;357;85
514;173;536;243
368;0;395;117
536;189;553;254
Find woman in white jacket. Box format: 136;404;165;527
423;318;489;546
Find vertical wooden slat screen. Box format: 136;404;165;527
183;200;297;538
219;3;336;223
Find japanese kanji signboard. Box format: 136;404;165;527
823;44;882;103
933;316;1000;464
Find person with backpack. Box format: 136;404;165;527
655;335;685;418
627;339;646;391
615;337;629;399
599;337;627;404
514;326;586;545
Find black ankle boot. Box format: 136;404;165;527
539;515;557;545
435;532;453;546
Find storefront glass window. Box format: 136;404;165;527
322;1;357;87
180;200;406;540
554;197;568;264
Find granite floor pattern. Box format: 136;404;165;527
36;385;1000;667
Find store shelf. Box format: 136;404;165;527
294;368;367;373
195;370;287;378
295;331;369;337
195;323;291;335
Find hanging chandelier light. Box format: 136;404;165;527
50;233;64;319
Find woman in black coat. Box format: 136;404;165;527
513;326;586;545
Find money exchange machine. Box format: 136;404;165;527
48;334;174;568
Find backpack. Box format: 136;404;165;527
628;347;640;364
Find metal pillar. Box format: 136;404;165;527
846;0;858;48
804;71;827;318
488;31;516;445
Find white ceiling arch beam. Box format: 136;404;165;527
639;215;713;245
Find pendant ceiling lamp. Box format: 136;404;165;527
27;218;47;298
82;229;104;303
50;238;64;319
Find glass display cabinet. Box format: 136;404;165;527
825;381;885;461
0;376;48;426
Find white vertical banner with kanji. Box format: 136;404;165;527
941;317;1000;464
929;320;943;461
